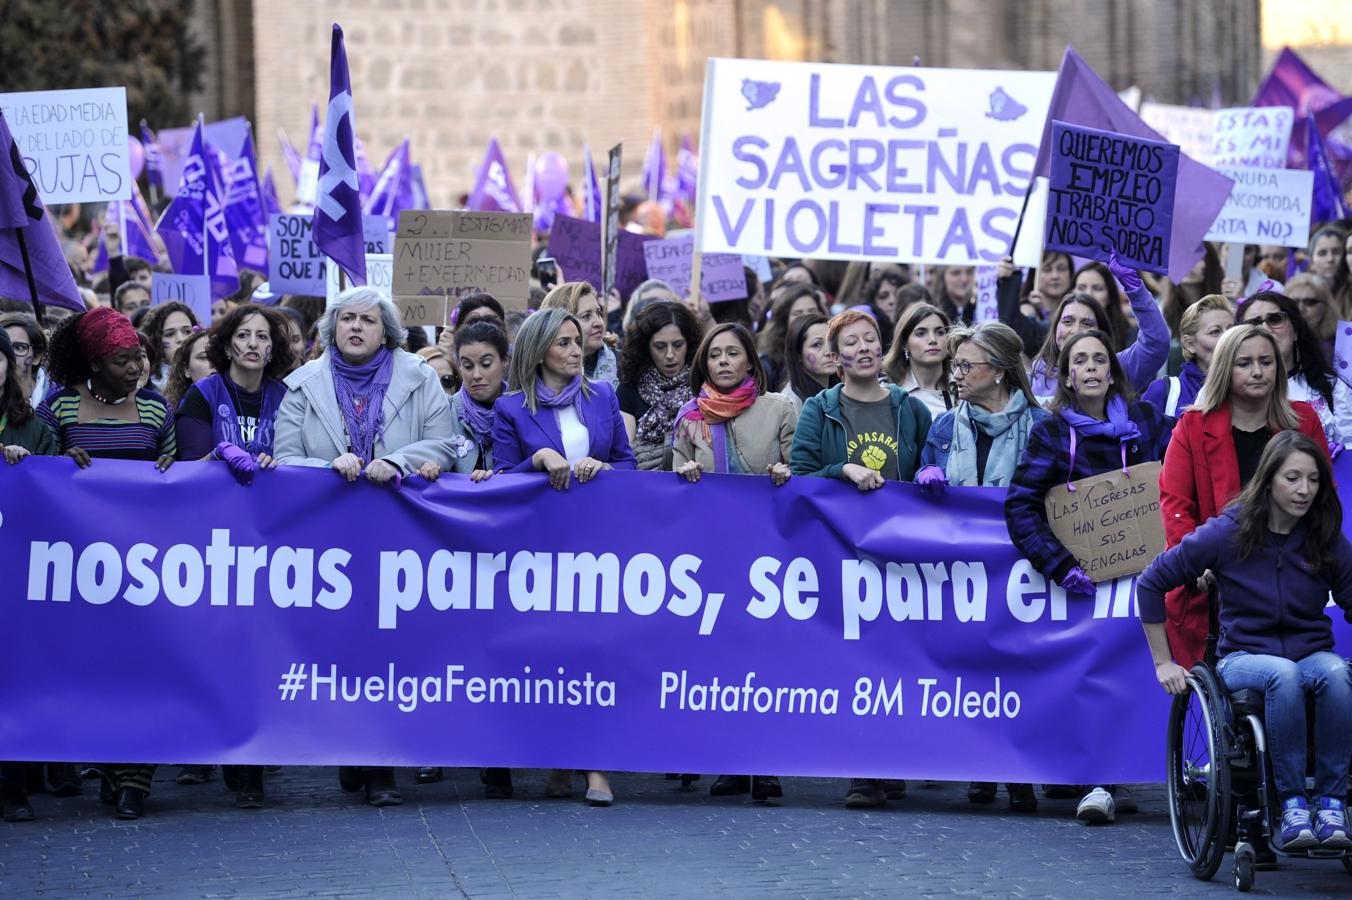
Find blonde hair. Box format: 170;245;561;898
1178;294;1235;363
540;281;598;316
1193;325;1300;430
1285;273;1339;342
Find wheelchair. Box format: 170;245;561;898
1167;661;1352;891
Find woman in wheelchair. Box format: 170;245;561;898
1139;431;1352;851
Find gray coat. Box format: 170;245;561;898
446;389;494;474
273;349;457;474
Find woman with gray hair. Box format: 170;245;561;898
274;287;457;807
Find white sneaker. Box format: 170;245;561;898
1076;787;1116;824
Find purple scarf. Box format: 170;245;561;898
331;347;395;462
458;382;504;452
1059;395;1142;490
535;374;584;410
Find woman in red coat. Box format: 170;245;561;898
1160;325;1331;669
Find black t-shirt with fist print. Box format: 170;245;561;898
839;394;900;482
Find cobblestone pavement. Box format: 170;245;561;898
2;768;1351;898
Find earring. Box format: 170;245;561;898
904;351;910;360
995;376;1002;384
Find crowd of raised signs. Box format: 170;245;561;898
2;184;1352;826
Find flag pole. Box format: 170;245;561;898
14;228;43;320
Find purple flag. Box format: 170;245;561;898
154;117;238;299
91;196;160;273
581;145;602;223
141;121;163;193
466;137;522;213
261;166;284;218
0;112;83;312
306;104;322;164
363;139;414;220
1031;46;1234;283
311;23;367;286
640;128;667;206
220;130;270;272
409;164;429;210
1308;110;1350;223
1252;47;1352;183
675;134;698;207
355;137;376;202
277;127;303;186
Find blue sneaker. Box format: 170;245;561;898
1316;796;1352;849
1279;796;1318;850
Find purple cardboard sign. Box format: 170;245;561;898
547;215;654;300
643;235;748;302
152;272;212;324
1045;121;1180;275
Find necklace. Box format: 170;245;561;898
86;379;129;405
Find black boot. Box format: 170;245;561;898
364;768;402;807
751;776;783;802
415;767;443;784
115;786;145;819
0;784;34;822
338;766;366;793
967;782;997;804
1007;782;1038;812
844;778;885;809
235;766;265;809
176;765;212;785
709;775;751;796
881;779;907;801
46;763;82;797
484;768;513;799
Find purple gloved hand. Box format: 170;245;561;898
1106;251;1143;294
1060;565;1096;596
214;441;257;486
1330;442;1345;461
916;465;948;493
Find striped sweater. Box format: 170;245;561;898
38;387;176;461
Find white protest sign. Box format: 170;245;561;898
0;87;133;203
973;265;999;322
327;253;392;305
695;58;1056;267
1138;102;1216;165
1211;106;1293;169
152;272;212;325
1203;166;1314;248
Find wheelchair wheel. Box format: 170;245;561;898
1167;665;1232;881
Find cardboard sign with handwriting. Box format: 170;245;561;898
1043;461;1165;582
392;210;532;325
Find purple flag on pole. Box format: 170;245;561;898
277;127;303;186
581;145;602;224
1030;46;1234;283
311;23;367;287
91;197;160;273
409;164;429;210
640;128;666;206
355;137;376;202
155;118;239;299
0;111;83;311
675;134;698;207
1307;110;1350;222
220;130;270;272
466;137;522;213
261;166;284;218
306;104;322;165
363;139;413;220
141;121;163;193
1252;47;1352;176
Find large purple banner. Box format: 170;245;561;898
5;455;1317;784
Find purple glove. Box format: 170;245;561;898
1059;565;1096;596
1106;251;1143;294
214;441;257;486
1330;442;1344;461
916;465;948;493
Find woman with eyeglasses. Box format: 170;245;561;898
1284;274;1340;365
0;312;53;407
416;347;459;397
1235;289;1352;445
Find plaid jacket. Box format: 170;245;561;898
1004;400;1174;582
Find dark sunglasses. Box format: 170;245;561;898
1295;297;1325;309
439;374;457;387
1241;311;1288;329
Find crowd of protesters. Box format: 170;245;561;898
2;199;1352;856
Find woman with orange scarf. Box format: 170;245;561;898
671;323;796;803
672;323;796;484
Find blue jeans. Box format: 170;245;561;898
1217;650;1352;799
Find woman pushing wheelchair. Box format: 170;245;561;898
1138;431;1352;851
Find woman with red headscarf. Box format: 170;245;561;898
35;308;175;820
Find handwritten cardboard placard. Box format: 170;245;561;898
1044;461;1165;582
1203;165;1313;248
269;214;390;296
1045;121;1179;275
642;235;747;302
1211;106;1294;170
327;253;393;306
392;210;532;326
547;214;654;300
0;87;132;203
151;272;212;325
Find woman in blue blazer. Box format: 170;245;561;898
492;307;636;486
